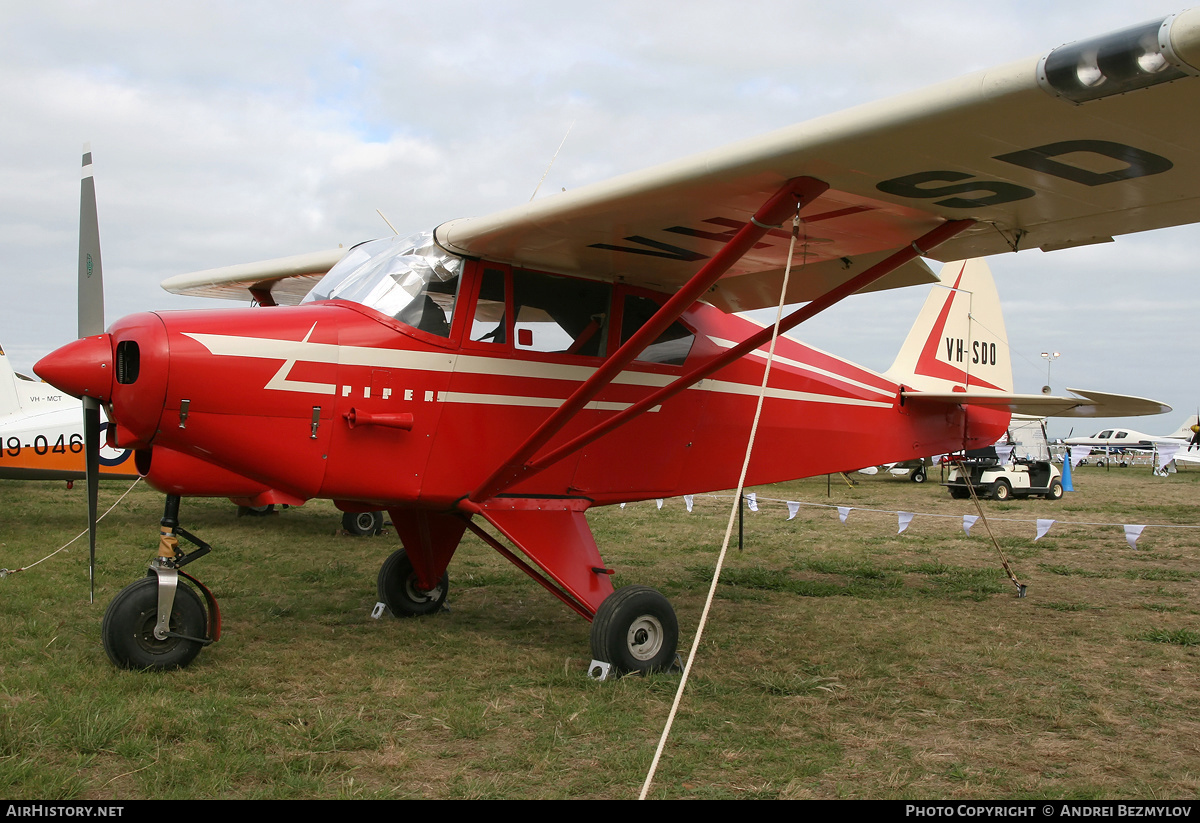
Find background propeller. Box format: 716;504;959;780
78;144;105;603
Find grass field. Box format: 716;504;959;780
1;465;1198;799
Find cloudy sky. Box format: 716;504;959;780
1;0;1196;438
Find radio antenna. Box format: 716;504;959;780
530;120;575;202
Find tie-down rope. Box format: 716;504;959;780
639;210;804;799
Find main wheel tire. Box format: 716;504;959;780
343;510;384;536
377;549;447;617
992;479;1012;501
1046;479;1064;500
101;577;207;671
910;468;926;483
590;586;679;674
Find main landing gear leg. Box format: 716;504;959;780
101;494;221;670
463;502;680;678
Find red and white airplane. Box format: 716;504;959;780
35;11;1199;673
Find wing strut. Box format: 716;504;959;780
526;219;976;476
463;176;831;506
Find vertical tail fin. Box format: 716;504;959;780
1166;414;1200;441
884;258;1013;394
0;344;23;418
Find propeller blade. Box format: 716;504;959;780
78;144;105;602
78;144;104;339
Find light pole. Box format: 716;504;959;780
1040;351;1061;394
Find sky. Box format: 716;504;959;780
1;0;1196;439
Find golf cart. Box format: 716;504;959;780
944;417;1063;501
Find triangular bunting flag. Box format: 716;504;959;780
838;506;851;524
684;494;693;512
1069;446;1091;467
620;503;626;509
746;492;758;512
897;511;914;534
1124;524;1146;549
963;514;978;536
1035;519;1054;541
786;501;799;521
656;498;663;510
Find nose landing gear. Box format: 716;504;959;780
101;495;220;670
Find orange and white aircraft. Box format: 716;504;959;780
35;10;1200;673
0;343;134;481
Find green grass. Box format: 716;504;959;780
1;467;1199;798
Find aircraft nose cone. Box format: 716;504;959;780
34;334;114;402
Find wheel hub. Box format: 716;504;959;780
626;615;664;661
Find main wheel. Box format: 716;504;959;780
1045;479;1064;500
992;479;1012;501
377;549;447;616
101;577;207;670
343;510;384;536
910;468;927;483
590;586;679;674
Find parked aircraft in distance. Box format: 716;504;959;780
1065;415;1200;466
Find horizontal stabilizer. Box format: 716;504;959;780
901;387;1171;419
161;247;347;305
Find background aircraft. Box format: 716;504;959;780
0;342;134;481
1065;415;1200;467
33;9;1200;675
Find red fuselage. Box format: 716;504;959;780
37;258;1008;512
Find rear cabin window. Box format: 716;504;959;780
621;294;695;366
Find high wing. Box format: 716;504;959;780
164;10;1200;310
903;388;1172;419
161;248;346;306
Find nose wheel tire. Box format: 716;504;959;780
101;577;208;670
378;549;448;617
590;585;678;674
343;510;384;536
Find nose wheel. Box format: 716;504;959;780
101;576;208;670
590;586;679;674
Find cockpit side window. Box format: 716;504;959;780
470;268;507;345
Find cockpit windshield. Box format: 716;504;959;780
301;230;463;337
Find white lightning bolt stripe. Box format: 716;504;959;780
181;332;890;409
708;337;892;398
